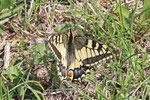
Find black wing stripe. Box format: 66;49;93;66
105;47;109;53
83;53;112;65
50;43;62;60
55;36;58;44
97;44;103;52
92;40;96;48
58;35;61;43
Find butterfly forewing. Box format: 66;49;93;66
49;34;68;66
74;36;113;67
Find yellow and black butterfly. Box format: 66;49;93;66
48;30;114;81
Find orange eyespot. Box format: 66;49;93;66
68;72;73;77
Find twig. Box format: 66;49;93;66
3;42;11;69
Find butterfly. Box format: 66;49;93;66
48;30;114;81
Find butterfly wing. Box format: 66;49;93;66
72;36;114;80
74;36;113;67
48;33;69;79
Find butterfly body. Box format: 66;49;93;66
48;30;113;81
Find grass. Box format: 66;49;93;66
0;0;150;99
